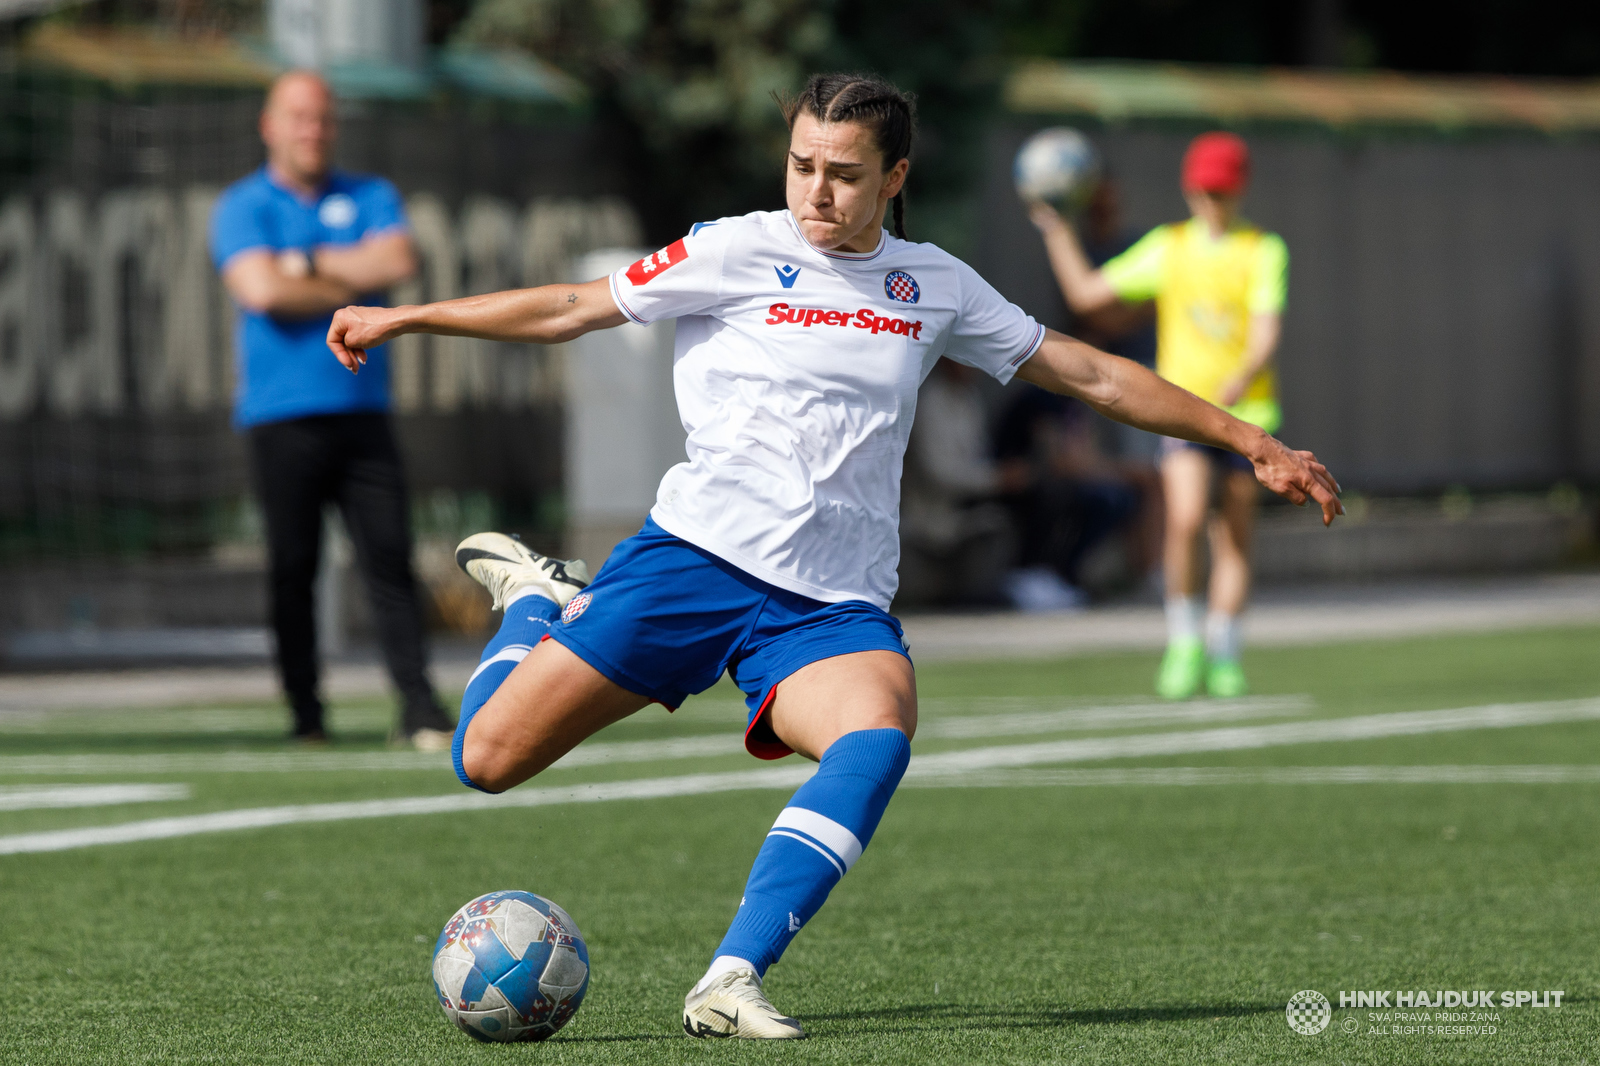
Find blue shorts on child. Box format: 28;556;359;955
547;517;911;759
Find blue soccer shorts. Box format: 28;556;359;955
546;517;911;760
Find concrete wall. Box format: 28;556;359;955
972;122;1600;495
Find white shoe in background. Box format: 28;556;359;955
1003;567;1089;612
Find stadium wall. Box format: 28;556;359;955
973;122;1600;496
0;86;638;568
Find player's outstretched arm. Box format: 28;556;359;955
1017;329;1344;525
327;277;627;371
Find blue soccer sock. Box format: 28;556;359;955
711;727;911;977
452;592;561;793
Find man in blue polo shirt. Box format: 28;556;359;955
211;70;454;748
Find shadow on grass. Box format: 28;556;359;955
808;1001;1283;1032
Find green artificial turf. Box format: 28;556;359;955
2;626;1598;1064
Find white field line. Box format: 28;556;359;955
908;765;1600;788
917;695;1313;740
0;735;741;777
4;696;1599;856
0;783;190;810
0;768;813;856
907;698;1600;773
0;697;1312;776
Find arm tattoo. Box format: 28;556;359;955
566;293;578;304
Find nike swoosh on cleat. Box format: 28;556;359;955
455;547;519;569
709;1008;739;1028
684;1016;732;1039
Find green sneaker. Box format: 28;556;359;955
1155;637;1205;700
1206;658;1249;698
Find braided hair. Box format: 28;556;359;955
781;73;917;240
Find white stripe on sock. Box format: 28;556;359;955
466;644;533;687
766;830;845;877
770;806;863;872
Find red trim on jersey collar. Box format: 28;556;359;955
785;211;887;262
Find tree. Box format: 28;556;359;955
454;0;1012;245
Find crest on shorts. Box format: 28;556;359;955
561;593;593;624
884;270;920;304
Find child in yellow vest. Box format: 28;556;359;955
1028;132;1287;698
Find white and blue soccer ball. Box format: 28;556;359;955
1014;126;1102;211
431;890;590;1042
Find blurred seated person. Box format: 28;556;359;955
1073;175;1164;582
1076;175;1158;368
900;360;1020;607
993;384;1145;610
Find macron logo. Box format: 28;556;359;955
774;264;801;289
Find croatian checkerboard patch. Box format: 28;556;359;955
884;270;920;304
561;593;593;624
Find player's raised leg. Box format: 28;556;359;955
451;534;649;792
1204;470;1258;697
1157;445;1211;699
684;651;915;1040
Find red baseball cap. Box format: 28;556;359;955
1182;132;1250;195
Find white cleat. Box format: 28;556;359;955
407;727;453;753
454;532;591;611
682;966;807;1039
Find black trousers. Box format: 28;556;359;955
249;412;441;732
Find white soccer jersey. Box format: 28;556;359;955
608;210;1045;610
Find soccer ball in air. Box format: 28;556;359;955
1014;126;1102;211
431;890;590;1042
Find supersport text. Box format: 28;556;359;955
765;303;924;338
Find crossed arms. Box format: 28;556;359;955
222;230;418;319
326;281;1342;525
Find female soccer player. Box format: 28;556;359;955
328;77;1339;1039
1029;132;1289;700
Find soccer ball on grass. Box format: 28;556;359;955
1014;126;1102;212
431;890;590;1042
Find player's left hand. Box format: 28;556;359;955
1250;436;1343;526
327;305;403;373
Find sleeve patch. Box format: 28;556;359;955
625;239;688;286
